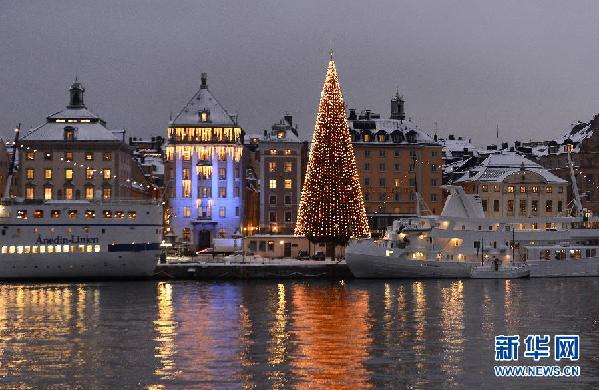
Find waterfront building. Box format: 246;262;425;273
129;136;165;192
17;81;152;201
533;115;599;216
455;152;568;218
349;93;443;235
245;115;308;235
165;73;244;250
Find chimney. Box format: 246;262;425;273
449;134;455;140
348;108;357;120
284;114;293;127
200;73;208;89
390;91;405;121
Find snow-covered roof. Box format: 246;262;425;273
454;151;567;183
170;74;236;126
440;138;480;158
349;117;437;145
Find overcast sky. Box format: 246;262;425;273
1;0;599;145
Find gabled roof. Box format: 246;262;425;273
170;73;236;127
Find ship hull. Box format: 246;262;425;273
0;251;159;280
527;258;599;278
346;252;472;279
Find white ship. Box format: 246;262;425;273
0;199;162;279
346;186;599;278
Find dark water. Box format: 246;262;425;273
0;278;597;389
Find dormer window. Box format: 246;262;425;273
200;110;210;122
277;130;286;139
64;126;76;141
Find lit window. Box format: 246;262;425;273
67;210;78;219
183;207;191;218
103;152;112;161
284;149;292;155
103;188;111;200
520;186;526;193
17;210;27;219
40;245;46;253
94;245;101;252
219;206;226;218
86;245;93;252
55;245;61;253
65;187;74;200
1;246;6;254
268;162;277;172
103;210;112;218
532;186;539;193
269;179;277;189
182;168;190;180
507;186;514;193
284;162;293;172
284;179;292;189
85;186;94;200
85;210;95;218
44;187;52;200
546;186;553;193
218;167;226;180
47;245;54;253
128;211;136;219
50;210;60;218
65;168;74;180
182;180;191;197
219;186;227;198
115;211;125;219
33;210;44;218
270;149;277;155
26;151;35;160
9;246;15;254
85;152;94;160
65;151;73;161
481;185;488;192
103;169;111;180
86;168;94;180
26;186;35;200
45;168;53;180
26;168;34;180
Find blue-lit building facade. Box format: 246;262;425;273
165;73;244;249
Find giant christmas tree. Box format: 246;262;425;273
295;55;370;245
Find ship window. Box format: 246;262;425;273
24;246;31;254
17;210;27;219
39;245;46;253
34;210;44;218
85;210;95;218
17;246;23;254
95;245;101;252
128;211;136;219
103;210;112;218
63;244;69;252
1;246;6;254
51;210;60;218
47;245;54;253
67;210;78;219
79;245;86;252
55;245;62;253
9;246;15;254
87;245;93;252
115;211;125;219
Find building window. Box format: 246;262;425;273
44;168;53;180
182;168;190;180
284;162;292;172
235;207;240;217
365;177;370;186
432;179;437;186
234;166;240;178
431;164;438;172
103;187;112;200
103;169;111;180
546;186;553;193
234;185;240;197
182;228;192;242
65;151;73;161
269;179;277;189
364;150;370;157
408;178;415;187
520;186;526;193
507;186;514;193
26;186;35;200
85;152;94;160
219;187;227;198
86;168;94;180
482;199;488;211
284;194;292;205
268;162;277;172
379;150;386;157
219;206;226;218
494;199;499;212
65;168;74;181
285;211;292;222
199;186;211;198
532;186;539;193
379;163;385;172
379;178;386;187
44;152;52;160
182;180;191;197
65;187;74;200
284;149;291;155
558;186;564;193
270;149;278;155
26;168;34;180
481;185;488;192
394;163;400;171
85;186;94;200
546;200;553;212
26;151;35;160
269;195;277;205
284;179;292;189
520;199;527;215
364;163;370;171
218;167;226;180
44;187;52;200
269;211;277;223
183;207;191;218
532;200;538;214
558;200;563;212
431;193;437;202
507;200;514;215
103;152;112;161
494;185;500;192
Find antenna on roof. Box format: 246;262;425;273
496;124;499;140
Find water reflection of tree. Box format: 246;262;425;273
290;284;372;389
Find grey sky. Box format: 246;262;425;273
1;0;599;146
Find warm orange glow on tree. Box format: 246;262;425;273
295;56;370;244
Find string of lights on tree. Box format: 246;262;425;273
294;54;370;244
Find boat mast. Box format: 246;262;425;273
2;124;20;200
